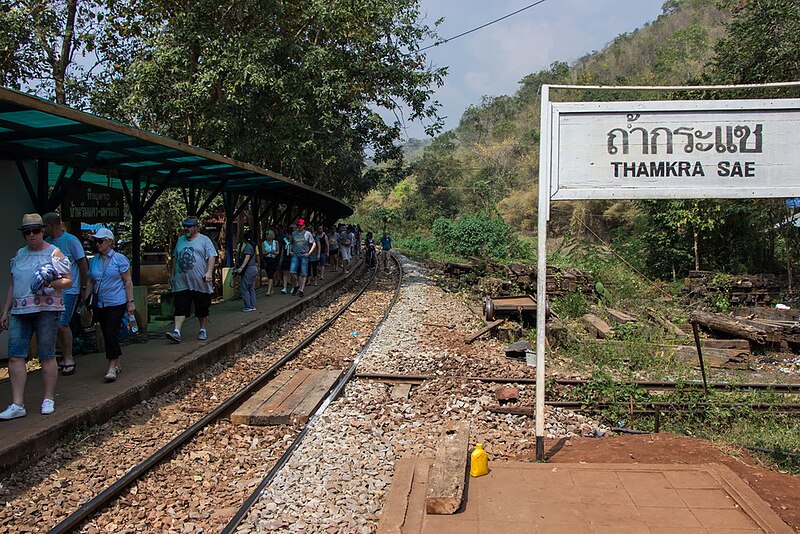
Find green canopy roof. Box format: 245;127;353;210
0;87;352;219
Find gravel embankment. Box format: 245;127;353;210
239;255;607;532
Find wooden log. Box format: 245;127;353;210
582;313;614;339
464;319;503;344
733;307;800;322
701;338;750;350
690;311;781;344
646;308;689;339
605;307;636;324
425;421;471;515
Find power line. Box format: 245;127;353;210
419;0;551;52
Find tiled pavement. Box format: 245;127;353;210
382;460;793;533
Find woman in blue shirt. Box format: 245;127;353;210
83;229;135;382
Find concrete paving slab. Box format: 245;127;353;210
379;461;793;534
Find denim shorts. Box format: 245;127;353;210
319;253;328;267
8;311;60;360
59;293;79;327
289;254;309;276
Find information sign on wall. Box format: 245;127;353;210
548;98;800;200
61;181;125;222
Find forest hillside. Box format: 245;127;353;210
357;0;800;282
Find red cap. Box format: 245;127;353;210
297;218;305;226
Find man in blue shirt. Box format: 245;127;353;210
44;212;88;376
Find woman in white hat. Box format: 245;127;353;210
0;213;72;420
83;228;135;382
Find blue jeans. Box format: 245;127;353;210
240;266;258;308
289;255;309;277
8;311;60;359
59;293;79;327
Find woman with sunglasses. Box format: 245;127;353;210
83;228;134;382
0;213;72;420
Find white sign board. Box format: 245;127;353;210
548;98;800;199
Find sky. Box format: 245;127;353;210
397;0;666;139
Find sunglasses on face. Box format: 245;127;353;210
23;228;43;236
94;239;106;245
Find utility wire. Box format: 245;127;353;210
420;0;551;52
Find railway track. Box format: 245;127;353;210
36;259;402;533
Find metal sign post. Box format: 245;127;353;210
534;81;800;461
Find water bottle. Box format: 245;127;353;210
128;312;139;334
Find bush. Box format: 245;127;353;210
431;212;515;260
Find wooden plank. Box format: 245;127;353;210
230;370;299;425
733;307;799;322
586;340;750;369
606;307;636;324
288;370;341;424
247;369;315;425
377;459;426;534
582;313;614;339
701;338;751;350
264;369;325;425
391;383;412;400
646;308;689;339
464;319;503;344
425;421;471;515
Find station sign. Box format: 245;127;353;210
61;181;125;222
547;98;800;200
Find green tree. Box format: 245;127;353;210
711;0;800;87
90;0;445;200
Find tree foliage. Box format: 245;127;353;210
87;0;445;201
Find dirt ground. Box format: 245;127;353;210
522;432;800;531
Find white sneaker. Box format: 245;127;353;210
41;399;55;415
197;329;208;341
0;403;26;420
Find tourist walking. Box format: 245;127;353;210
364;231;377;270
380;230;393;270
261;230;279;296
235;233;258;312
327;226;339;272
289;219;316;297
315;225;329;281
166;216;218;343
43;212;88;376
337;224;354;275
84;228;135;382
354;225;362;258
278;224;294;294
0;213;72;419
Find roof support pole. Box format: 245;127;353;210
194;179;228;218
223;192;238;267
131;174;142;285
15;159;39;209
47;151;98;212
251;196;261;246
36;159;49;213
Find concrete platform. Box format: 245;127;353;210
380;460;793;533
0;265;363;473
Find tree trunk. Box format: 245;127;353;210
53;0;79;105
693;228;700;270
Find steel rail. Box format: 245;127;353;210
354;372;800;393
48;266;381;534
221;254;404;533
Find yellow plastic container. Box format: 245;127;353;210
470;443;488;477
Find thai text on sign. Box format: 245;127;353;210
548;98;800;199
